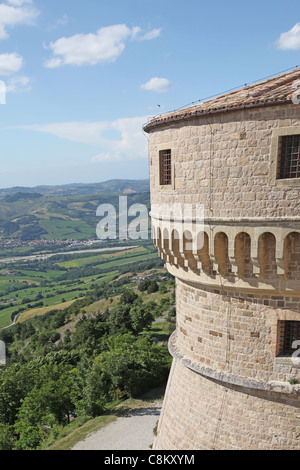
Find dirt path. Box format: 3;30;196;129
72;399;162;451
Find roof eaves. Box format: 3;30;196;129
143;98;292;132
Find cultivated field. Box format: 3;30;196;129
0;243;160;329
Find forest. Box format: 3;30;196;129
0;270;175;450
0;183;173;450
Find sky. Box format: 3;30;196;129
0;0;300;188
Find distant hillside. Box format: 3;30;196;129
4;192;44;203
0;179;150;197
0;180;150;242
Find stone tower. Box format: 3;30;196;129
143;69;300;450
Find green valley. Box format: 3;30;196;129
0;179;150;244
0;180;175;451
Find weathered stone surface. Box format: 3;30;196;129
145;70;300;450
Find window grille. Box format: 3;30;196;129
278;135;300;179
159;149;172;186
278;320;300;355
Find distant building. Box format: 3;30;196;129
4;270;16;276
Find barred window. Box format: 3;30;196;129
278;135;300;179
159;149;172;186
278;320;300;355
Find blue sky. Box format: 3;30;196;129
0;0;300;188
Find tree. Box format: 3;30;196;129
138;280;150;292
96;333;171;398
74;361;108;418
3;221;19;236
159;282;167;294
130;304;154;334
0;363;39;426
71;314;108;354
0;424;16;450
14;364;76;449
119;289;138;305
20;224;46;241
147;280;159;294
107;303;132;333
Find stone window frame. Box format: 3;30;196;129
274;317;300;368
277;320;300;355
157;143;175;191
269;126;300;187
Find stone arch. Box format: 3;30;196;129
197;231;211;273
162;227;172;262
183;230;197;271
183;230;193;249
214;232;230;276
156;226;165;260
162;227;170;247
156;226;162;249
171;228;184;267
152;224;157;245
258;232;277;279
234;232;253;279
284;232;300;280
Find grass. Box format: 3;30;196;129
0;243;171;450
0;243;162;329
0;274;107;328
151;320;176;342
0;280;31;294
38;219;94;240
58;246;149;269
43;414;118;450
17;298;82;323
0;308;17;329
95;252;158;270
56;252;158;274
83;295;121;316
16;270;120;323
58;255;103;269
18;269;63;279
101;246;145;259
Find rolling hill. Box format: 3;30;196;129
0;180;150;242
0;179;150;197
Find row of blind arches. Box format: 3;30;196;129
153;227;300;281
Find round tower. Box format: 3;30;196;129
144;69;300;450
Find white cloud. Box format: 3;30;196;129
140;28;162;40
141;77;172;93
47;14;69;32
19;121;110;145
44;24;162;68
56;13;68;26
16;116;149;162
6;0;32;5
44;24;134;68
0;52;23;75
44;57;63;69
276;23;300;50
6;75;31;93
0;0;39;40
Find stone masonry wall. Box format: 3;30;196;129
148;103;300;219
148;101;300;450
154;359;300;450
174;278;300;384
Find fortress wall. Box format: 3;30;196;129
149;103;300;219
147;97;300;450
174;278;300;384
154;359;300;450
